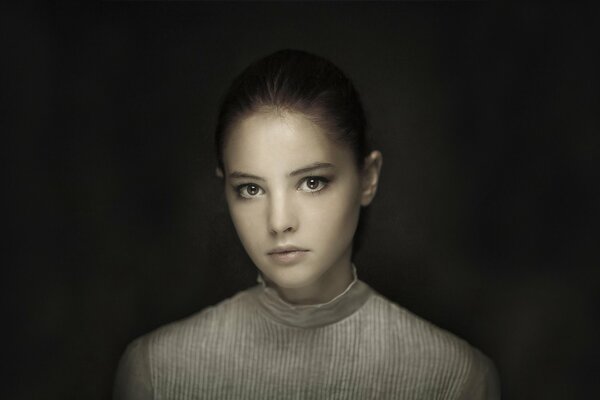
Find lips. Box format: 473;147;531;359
267;246;309;265
268;245;308;255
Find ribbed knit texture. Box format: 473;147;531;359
114;278;500;400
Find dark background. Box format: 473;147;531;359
4;2;599;399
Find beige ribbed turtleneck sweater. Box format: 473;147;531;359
114;271;500;399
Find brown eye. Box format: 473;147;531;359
247;184;259;195
298;176;329;193
237;183;264;199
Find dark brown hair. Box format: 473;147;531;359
215;49;369;171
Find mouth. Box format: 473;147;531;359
267;246;310;264
268;245;309;254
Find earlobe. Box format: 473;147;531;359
360;150;383;206
216;167;224;179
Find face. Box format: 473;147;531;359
222;111;380;303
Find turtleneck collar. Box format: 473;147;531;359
254;265;372;328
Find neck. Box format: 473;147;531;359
263;257;355;306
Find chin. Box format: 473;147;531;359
262;265;324;289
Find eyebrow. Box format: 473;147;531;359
228;162;334;181
289;162;334;176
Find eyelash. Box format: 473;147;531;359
234;183;265;200
233;176;331;200
298;176;330;193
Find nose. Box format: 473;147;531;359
267;190;298;235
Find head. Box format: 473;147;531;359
215;49;382;303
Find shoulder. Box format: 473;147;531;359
365;289;474;353
362;288;500;399
114;287;259;399
120;287;258;371
114;334;153;400
142;287;259;354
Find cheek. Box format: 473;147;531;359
307;189;361;243
227;201;263;250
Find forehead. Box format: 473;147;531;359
223;111;355;174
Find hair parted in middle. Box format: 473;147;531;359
215;49;370;171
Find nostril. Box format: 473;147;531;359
269;225;294;235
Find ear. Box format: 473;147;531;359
215;166;224;179
360;150;383;206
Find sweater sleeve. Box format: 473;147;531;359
458;348;501;400
113;336;154;400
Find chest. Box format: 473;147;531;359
152;321;451;400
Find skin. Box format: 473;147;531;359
221;110;382;305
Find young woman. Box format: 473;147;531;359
114;49;500;399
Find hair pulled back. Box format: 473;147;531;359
215;49;369;170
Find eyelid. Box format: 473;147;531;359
234;182;265;199
297;176;330;192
